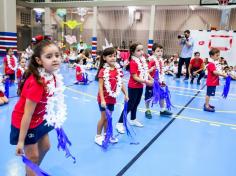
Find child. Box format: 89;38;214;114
10;39;61;175
204;48;227;112
172;61;178;75
116;43;153;134
68;48;77;67
163;61;174;76
95;47;128;145
74;59;87;84
17;57;27;83
232;66;236;80
3;48;18;83
0;74;9;105
145;43;172;118
25;44;34;60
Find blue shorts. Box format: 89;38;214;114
206;86;216;96
10;120;54;145
98;103;114;112
144;86;153;101
6;73;15;81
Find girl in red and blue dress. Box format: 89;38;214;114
16;57;27;83
3;48;18;83
10;39;61;176
95;47;128;146
116;43;153;134
0;74;9;105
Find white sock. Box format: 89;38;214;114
160;107;165;112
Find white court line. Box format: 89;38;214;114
209;123;221;127
72;97;79;100
190;120;201;123
66;87;236;128
83;99;91;102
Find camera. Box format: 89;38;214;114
177;35;185;39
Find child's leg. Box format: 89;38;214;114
144;86;152;118
159;99;165;111
0;98;4;105
97;111;107;135
24;143;39;176
144;87;151;110
130;88;143;120
117;88;136;123
2;96;9;104
205;95;210;108
145;101;150;109
37;134;51;165
159;98;172;116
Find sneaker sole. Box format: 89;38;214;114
130;124;144;127
116;129;125;134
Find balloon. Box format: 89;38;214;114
56;9;67;18
62;20;83;31
65;35;77;45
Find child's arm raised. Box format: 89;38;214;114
98;78;106;108
16;99;37;156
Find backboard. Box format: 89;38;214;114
200;0;236;5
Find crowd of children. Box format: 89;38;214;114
1;36;236;175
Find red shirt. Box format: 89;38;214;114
3;56;16;74
148;59;163;78
97;68;123;104
206;62;219;86
11;75;50;129
17;68;25;79
190;58;204;69
76;66;83;81
128;59;144;88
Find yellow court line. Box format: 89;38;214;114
66;87;236;127
137;107;236;128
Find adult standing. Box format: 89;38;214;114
176;30;194;80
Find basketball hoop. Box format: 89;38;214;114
217;0;231;9
218;0;230;6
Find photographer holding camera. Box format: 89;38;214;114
176;30;194;80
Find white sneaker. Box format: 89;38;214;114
130;119;144;127
116;123;125;134
94;135;104;146
109;136;119;143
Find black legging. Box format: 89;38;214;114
190;68;205;82
118;87;143;123
176;57;191;78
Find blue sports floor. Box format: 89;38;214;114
1;63;236;176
